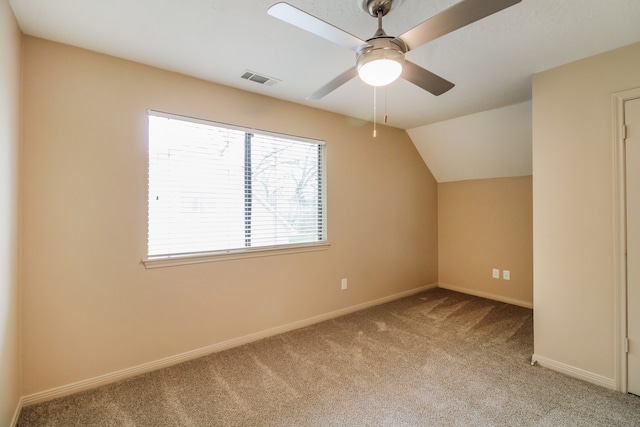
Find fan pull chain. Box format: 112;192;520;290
373;86;377;138
384;87;388;124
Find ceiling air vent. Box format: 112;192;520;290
241;70;280;86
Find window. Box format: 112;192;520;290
146;111;326;262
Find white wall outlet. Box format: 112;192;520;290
341;278;348;290
503;270;511;280
492;268;500;279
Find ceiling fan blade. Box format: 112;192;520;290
307;67;358;100
401;61;454;96
268;2;367;52
398;0;522;51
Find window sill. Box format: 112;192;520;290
142;242;331;269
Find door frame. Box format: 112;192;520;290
613;87;640;393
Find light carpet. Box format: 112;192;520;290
17;288;640;426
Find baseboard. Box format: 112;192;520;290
438;282;533;309
10;397;24;427
21;283;438;407
531;354;617;390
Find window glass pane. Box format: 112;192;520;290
147;112;326;258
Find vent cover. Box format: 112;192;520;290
241;70;280;86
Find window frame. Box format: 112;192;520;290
142;110;329;269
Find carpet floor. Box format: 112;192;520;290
17;288;640;426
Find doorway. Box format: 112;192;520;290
614;88;640;394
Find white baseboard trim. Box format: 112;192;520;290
532;354;617;390
21;283;438;407
10;397;24;427
438;282;533;309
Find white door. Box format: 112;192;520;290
627;96;640;395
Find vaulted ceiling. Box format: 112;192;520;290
8;0;640;181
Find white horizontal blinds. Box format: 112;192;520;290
248;133;325;248
148;114;246;257
147;112;325;258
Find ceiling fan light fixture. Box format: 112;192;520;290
269;0;521;99
356;39;405;87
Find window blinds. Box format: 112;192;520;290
147;111;326;258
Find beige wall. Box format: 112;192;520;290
0;0;22;424
532;42;640;384
438;177;533;307
20;36;438;395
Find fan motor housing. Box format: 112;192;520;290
357;37;407;63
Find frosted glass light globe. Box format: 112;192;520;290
358;58;403;86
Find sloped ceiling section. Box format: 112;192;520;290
407;101;532;183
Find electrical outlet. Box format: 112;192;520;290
492;269;500;279
341;278;348;290
503;270;511;280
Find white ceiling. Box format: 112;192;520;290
7;0;640;183
9;0;640;130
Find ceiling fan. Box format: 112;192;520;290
268;0;522;100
